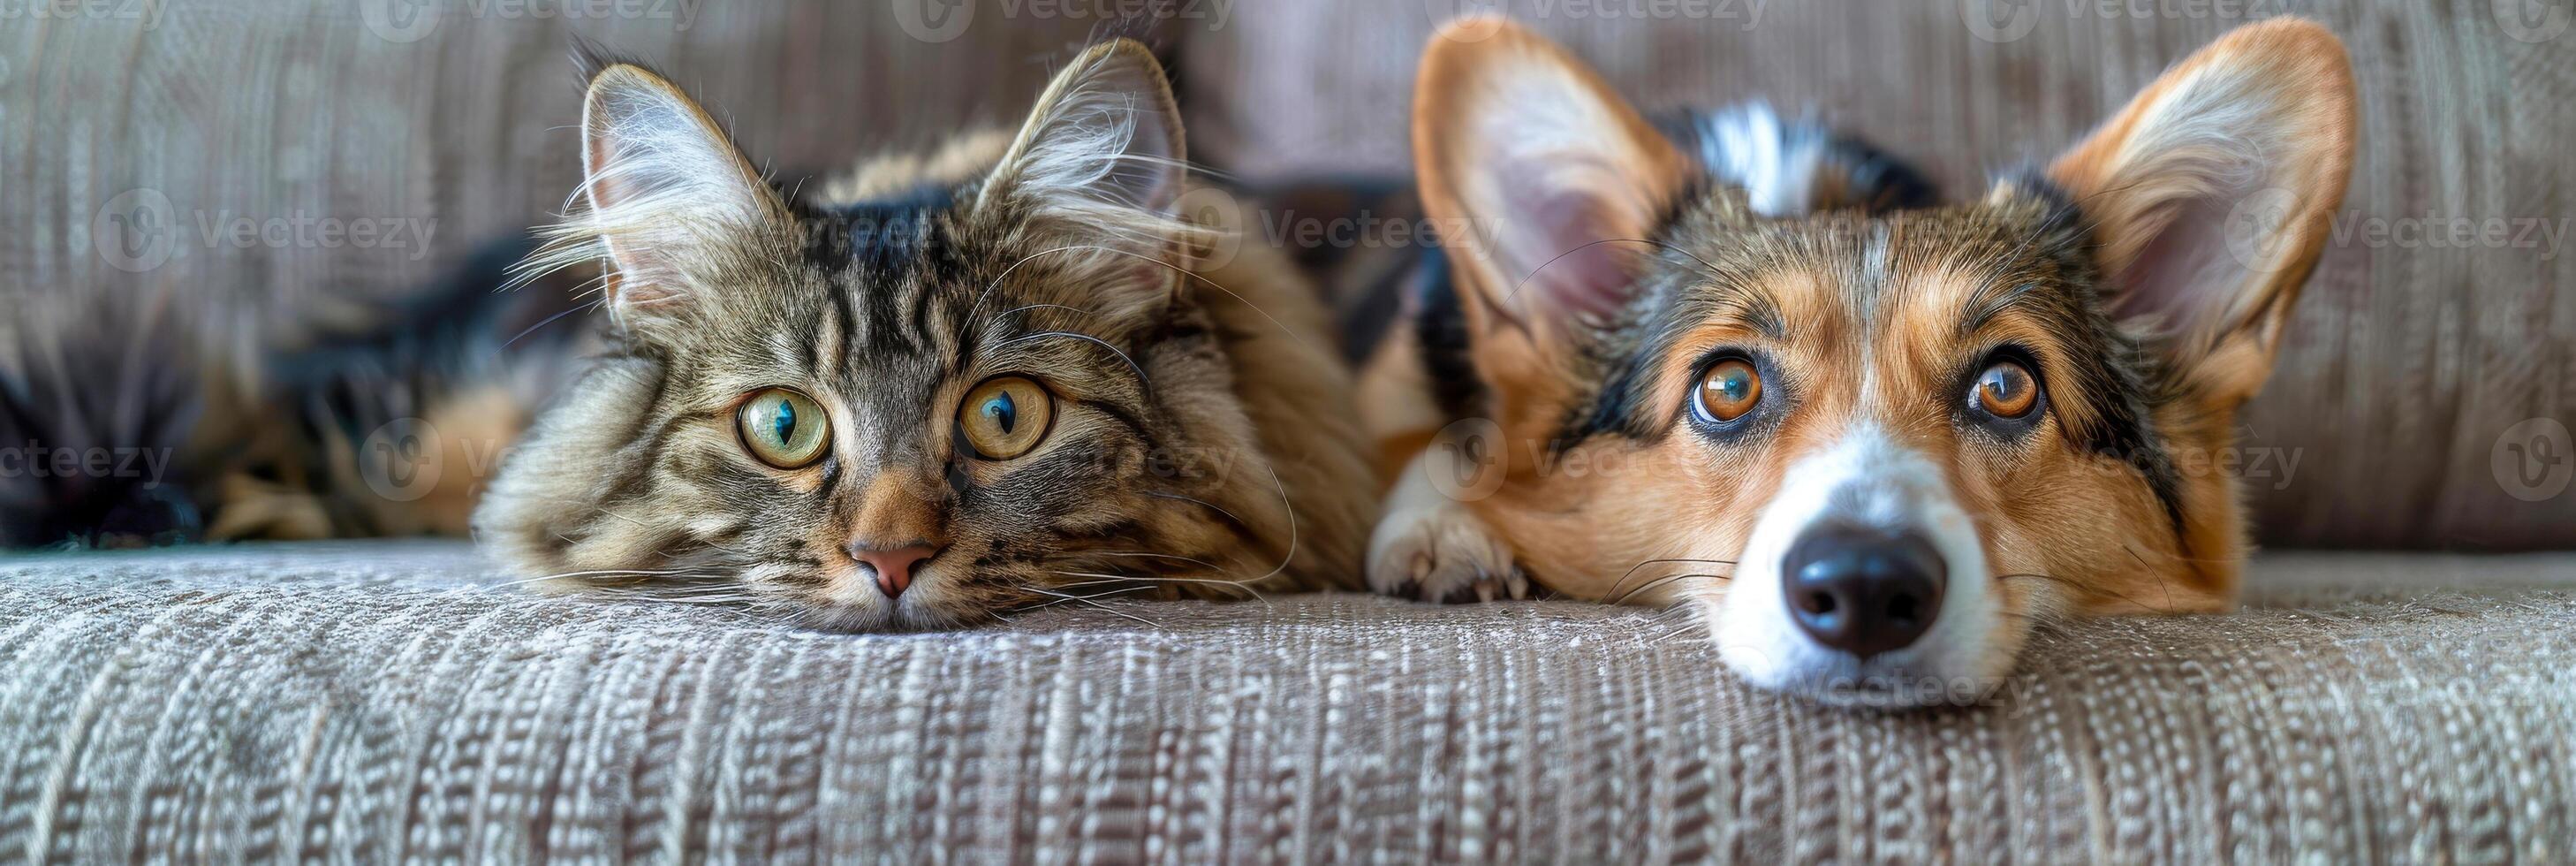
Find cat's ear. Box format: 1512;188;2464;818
975;41;1197;277
1410;16;1693;414
2040;19;2354;404
572;61;793;328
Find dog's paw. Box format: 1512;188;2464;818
1366;504;1527;604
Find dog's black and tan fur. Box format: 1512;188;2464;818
1365;18;2354;701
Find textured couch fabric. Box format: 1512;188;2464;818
4;543;2575;862
11;2;2576;862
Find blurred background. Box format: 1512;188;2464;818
6;0;2572;549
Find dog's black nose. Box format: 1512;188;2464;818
1781;526;1946;657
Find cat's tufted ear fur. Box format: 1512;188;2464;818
974;41;1213;312
539;57;796;338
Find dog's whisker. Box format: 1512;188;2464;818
1599;558;1738;604
1610;572;1731;607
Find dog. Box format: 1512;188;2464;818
1356;16;2354;705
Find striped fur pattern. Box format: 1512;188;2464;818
474;42;1375;630
1371;17;2354;703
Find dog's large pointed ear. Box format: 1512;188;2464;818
2042;18;2355;404
567;62;795;334
975;39;1200;312
1413;16;1693;384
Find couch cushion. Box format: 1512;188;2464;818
3;2;1119;323
4;543;2572;861
1180;0;2576;550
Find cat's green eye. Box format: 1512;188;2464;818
736;388;831;469
956;376;1054;460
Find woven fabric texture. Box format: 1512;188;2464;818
3;543;2573;862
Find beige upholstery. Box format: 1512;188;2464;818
8;4;2575;861
4;543;2575;862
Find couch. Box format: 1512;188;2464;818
5;0;2572;861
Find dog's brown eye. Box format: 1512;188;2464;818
1974;362;2039;418
1695;359;1762;423
957;376;1055;460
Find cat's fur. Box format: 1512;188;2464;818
472;41;1375;629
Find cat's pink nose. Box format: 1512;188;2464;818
847;542;939;598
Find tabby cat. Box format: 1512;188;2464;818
471;41;1376;629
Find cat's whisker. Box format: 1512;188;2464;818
992;302;1098;324
1098;551;1224;571
1144;491;1247;529
1004;586;1155;616
496;566;701;588
1017;586;1170;630
963;244;1128;331
1035;244;1331;361
501;298;605;350
1049;570;1270;605
996;330;1153;395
